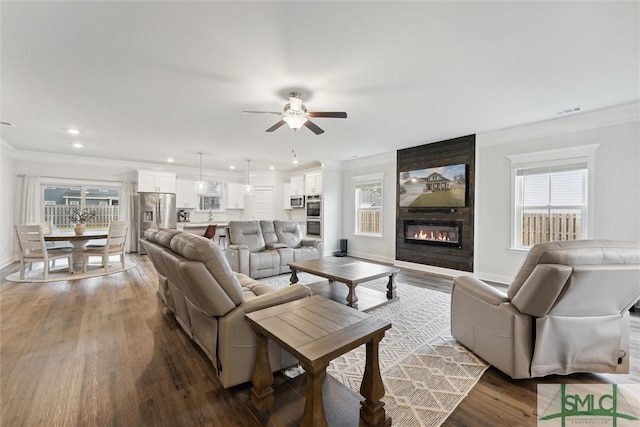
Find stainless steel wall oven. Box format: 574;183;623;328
306;219;321;237
306;195;321;218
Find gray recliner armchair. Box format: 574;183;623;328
451;240;640;378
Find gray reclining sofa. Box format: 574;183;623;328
225;220;323;279
140;228;311;388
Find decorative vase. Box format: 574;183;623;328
74;223;86;235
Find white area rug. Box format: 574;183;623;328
5;261;135;283
261;272;489;427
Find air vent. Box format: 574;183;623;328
555;106;582;116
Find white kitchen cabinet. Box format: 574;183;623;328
226;183;245;209
138;170;176;193
283;183;292;209
304;171;322;195
176;179;197;208
290;175;304;196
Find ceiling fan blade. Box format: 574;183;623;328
308;112;347;119
303;120;325;135
265;120;287;132
242;111;282;115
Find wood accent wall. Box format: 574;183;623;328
396;134;475;272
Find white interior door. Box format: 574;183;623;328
252;187;273;220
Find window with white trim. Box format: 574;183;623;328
509;145;596;249
354;174;383;237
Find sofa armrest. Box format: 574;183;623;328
301;237;322;253
453;275;509;306
240;284;311;314
225;244;250;275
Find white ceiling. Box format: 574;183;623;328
2;1;638;172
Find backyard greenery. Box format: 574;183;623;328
410;187;465;207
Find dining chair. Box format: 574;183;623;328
203;224;217;240
15;224;73;279
80;221;128;273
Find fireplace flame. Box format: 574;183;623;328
413;229;450;241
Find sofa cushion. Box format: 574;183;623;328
228;221;266;252
260;220;279;245
274;220;303;248
170;233;244;306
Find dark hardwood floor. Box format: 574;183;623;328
1;254;638;426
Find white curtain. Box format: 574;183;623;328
20;175;41;224
120;181;137;253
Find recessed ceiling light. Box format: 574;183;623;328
269;165;275;170
167;157;174;163
229;165;236;170
72;142;83;148
65;128;81;135
1;121;13;126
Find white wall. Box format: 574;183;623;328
321;162;343;255
340;152;396;263
475;103;640;283
1;139;16;268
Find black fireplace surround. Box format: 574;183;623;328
404;220;462;248
396;134;475;272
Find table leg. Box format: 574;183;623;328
250;331;274;410
70;240;88;270
386;273;397;300
346;284;359;309
360;334;391;427
290;268;299;285
301;363;328;427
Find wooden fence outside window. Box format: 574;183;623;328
44;205;120;230
521;211;581;247
359;208;381;235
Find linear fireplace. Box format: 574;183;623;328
404;220;462;248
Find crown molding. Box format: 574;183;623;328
1;137;19;155
478;102;639;147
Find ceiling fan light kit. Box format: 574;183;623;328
243;91;347;135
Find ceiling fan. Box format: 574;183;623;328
242;92;347;135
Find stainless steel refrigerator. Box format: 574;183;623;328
137;192;176;254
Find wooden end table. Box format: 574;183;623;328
246;295;392;427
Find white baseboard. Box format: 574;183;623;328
0;256;17;271
342;250;395;265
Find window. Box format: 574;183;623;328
42;183;121;231
354;174;383;237
197;180;224;212
509;145;596;249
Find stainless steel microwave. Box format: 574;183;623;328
290;195;305;208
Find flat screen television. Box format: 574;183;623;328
398;163;466;208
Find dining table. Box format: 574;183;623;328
44;231;109;269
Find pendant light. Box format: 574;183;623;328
195;152;206;193
244;159;254;194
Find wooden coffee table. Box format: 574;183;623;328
289;257;399;311
246;295;392;427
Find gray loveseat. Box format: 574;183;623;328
225;220;323;279
139;228;311;388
